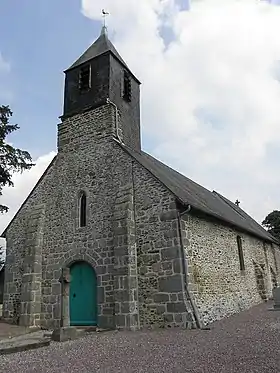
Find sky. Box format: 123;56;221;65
1;0;280;249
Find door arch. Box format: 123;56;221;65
69;261;97;326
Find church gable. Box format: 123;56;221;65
2;156;57;238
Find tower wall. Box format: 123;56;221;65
109;55;141;151
63;53;110;118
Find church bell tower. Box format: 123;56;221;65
61;26;141;152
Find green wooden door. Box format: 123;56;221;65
70;261;97;326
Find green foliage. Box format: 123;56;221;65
0;247;4;268
262;210;280;241
0;105;34;213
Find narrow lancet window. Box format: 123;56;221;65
123;70;131;102
80;192;87;227
79;64;91;92
237;235;245;271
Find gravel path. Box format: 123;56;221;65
1;301;280;373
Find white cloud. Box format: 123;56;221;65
0;152;56;251
81;0;280;223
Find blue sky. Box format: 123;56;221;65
0;0;188;159
0;1;105;158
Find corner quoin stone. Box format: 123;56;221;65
159;275;183;293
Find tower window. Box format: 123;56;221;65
237;235;245;271
79;64;91;91
123;70;131;102
79;192;87;227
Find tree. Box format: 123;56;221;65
262;210;280;241
0;105;34;213
0;247;4;268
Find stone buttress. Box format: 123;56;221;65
19;204;45;327
113;183;139;330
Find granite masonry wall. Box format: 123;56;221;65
183;213;280;325
133;163;195;329
3;102;279;330
3;102;195;330
3;104;198;329
3;104;137;329
0;267;5;304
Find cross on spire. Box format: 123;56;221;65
102;9;109;28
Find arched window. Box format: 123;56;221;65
80;192;87;227
237;235;245;271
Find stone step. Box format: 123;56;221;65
0;331;51;355
52;326;112;342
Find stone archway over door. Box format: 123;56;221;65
69;261;97;326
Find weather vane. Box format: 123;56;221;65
102;9;109;28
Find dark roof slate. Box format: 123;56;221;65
121;144;277;244
66;27;129;72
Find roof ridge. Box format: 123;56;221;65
212;191;246;219
213;191;277;242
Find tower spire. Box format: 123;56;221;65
101;25;107;36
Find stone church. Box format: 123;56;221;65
2;27;280;330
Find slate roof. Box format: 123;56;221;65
65;27;140;84
120;143;277;244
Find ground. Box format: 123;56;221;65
1;301;280;372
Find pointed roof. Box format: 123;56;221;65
65;27;139;82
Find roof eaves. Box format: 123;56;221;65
189;203;277;244
64;50;141;84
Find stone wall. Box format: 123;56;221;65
3;101;196;330
0;267;4;304
19;204;45;327
4;101;279;330
113;183;139;330
133;163;195;329
4;104;136;329
183;213;280;325
3;170;53;324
